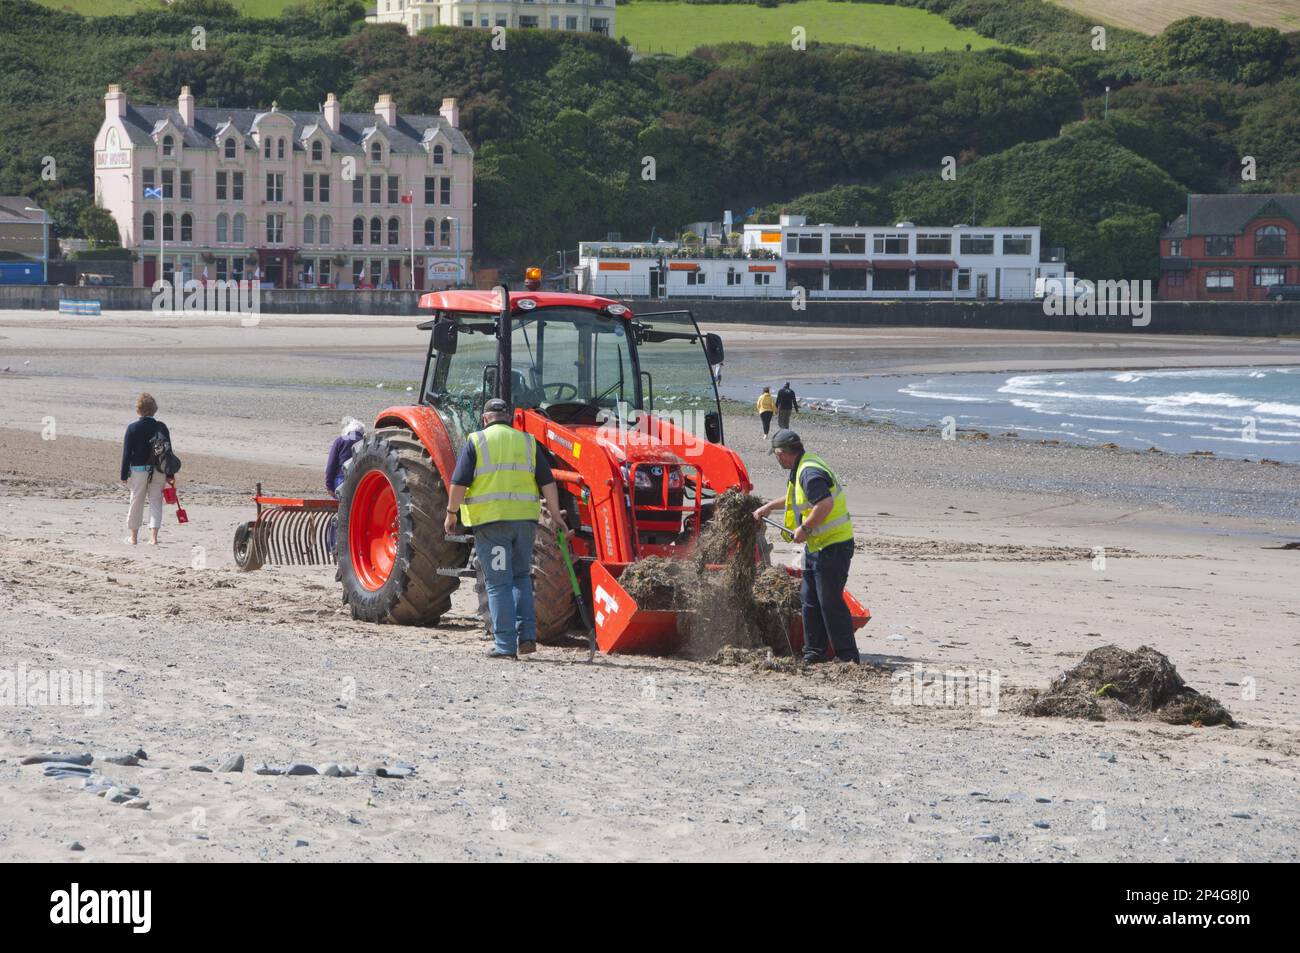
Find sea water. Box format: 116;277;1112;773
727;366;1300;463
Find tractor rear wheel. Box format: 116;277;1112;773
337;426;466;624
471;508;578;643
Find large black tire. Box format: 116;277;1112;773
336;426;466;625
471;509;578;643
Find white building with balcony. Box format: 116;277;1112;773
93;85;474;289
577;215;1068;300
368;0;614;36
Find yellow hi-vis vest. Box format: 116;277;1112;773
784;451;853;552
461;424;541;527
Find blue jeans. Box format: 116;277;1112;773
473;520;537;655
802;540;858;663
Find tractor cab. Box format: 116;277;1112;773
417;289;725;453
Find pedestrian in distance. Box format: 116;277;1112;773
756;386;776;444
776;381;799;431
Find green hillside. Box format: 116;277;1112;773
618;1;1003;56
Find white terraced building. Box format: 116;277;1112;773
368;0;614;36
577;215;1068;300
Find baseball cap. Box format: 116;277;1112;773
771;429;801;450
483;398;510;414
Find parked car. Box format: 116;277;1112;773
1265;284;1300;301
78;273;117;287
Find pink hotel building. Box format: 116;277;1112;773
94;85;473;289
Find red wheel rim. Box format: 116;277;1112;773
350;470;398;591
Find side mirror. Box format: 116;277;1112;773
704;410;723;444
704;332;724;367
433;318;458;354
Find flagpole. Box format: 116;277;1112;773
407;191;415;291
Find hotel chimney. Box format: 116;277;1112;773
105;84;127;120
439;97;459;129
374;93;397;127
178;85;195;127
323;92;341;132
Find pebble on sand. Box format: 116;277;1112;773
123;798;150;810
69;842;85;851
285;763;319;776
219;754;245;773
98;752;141;767
22;752;92;766
254;763;284;776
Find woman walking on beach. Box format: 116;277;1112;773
756;387;776;441
120;393;174;546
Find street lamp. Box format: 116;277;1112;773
24;206;49;285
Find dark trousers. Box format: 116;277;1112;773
777;408;792;430
759;410;773;435
801;540;858;662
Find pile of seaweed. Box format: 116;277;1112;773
1024;645;1234;726
618;487;801;657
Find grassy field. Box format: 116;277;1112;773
38;0;291;15
1055;0;1300;34
618;1;1002;55
33;0;1300;35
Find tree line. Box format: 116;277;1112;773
0;0;1296;280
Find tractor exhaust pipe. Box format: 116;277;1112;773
495;282;511;407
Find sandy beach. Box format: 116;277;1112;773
2;311;1298;862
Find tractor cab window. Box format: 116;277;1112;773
633;310;724;443
424;306;635;448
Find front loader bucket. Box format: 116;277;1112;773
590;561;686;655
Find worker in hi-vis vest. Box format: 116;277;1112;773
752;429;859;664
445;398;568;659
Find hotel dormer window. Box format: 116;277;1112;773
1255;225;1286;256
312;140;323;162
432;144;445;165
370;141;383;164
162;134;174;157
263;137;272;159
224;137;237;159
277;138;286;160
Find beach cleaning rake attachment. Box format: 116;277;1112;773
233;483;340;571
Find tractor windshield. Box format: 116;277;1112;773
425;306;636;449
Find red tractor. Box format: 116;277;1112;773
233;282;869;652
329;283;779;652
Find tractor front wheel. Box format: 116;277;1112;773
337;426;466;624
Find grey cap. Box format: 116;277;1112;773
771;428;801;450
483;398;511;414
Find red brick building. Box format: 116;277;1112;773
1159;194;1299;300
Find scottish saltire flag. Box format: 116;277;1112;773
144;187;163;199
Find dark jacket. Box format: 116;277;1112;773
121;417;171;481
325;434;363;492
776;386;799;411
